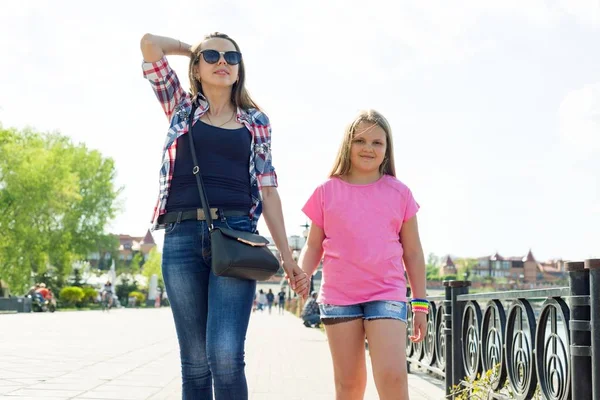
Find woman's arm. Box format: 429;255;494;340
140;34;192;121
140;33;192;62
298;223;324;277
261;187;309;297
400;215;426;299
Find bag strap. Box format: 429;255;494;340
186;103;215;230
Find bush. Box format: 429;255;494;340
80;287;98;306
116;277;139;307
129;291;145;307
59;286;84;307
452;364;542;400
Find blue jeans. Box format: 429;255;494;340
162;214;256;400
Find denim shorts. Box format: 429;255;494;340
319;300;408;324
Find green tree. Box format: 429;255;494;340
142;248;163;288
129;252;143;276
71;267;83;287
116;276;139;307
93;234;120;271
426;264;440;281
456;258;478;280
426;253;439;267
0;125;122;293
425;253;441;281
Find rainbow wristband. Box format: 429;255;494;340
410;298;429;314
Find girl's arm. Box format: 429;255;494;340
400;215;426;299
140;33;192;62
299;223;325;277
261;187;310;297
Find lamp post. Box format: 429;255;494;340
300;222;315;294
519;273;524;290
287;236;299;299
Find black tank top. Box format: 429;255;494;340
166;120;252;211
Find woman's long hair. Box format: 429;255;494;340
188;32;261;111
329;109;396;178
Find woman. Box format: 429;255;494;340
140;32;309;399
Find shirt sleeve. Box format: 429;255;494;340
403;187;420;222
253;113;278;189
142;56;188;122
302;185;324;229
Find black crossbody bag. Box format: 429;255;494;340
186;104;280;281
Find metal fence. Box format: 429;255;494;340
406;258;600;400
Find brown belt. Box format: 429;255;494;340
157;208;248;225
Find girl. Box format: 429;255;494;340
140;32;309;399
299;110;428;400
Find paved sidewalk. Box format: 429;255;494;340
0;308;444;399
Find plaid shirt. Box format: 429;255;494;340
142;56;278;231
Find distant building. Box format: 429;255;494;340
440;255;457;276
537;259;567;283
471;249;565;284
88;230;156;269
116;230;157;263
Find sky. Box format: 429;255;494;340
1;0;599;263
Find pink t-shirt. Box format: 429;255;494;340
302;175;419;305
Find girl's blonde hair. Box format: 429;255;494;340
329;109;396;178
188;32;261;111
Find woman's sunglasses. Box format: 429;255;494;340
199;50;242;65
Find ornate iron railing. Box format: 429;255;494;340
406;259;600;400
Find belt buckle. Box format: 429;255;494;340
196;209;205;220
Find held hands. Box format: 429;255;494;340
409;312;428;343
282;259;310;299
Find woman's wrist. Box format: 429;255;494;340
169;39;191;56
149;34;191;57
280;252;295;265
177;40;192;56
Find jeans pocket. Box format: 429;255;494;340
164;222;180;236
222;215;253;233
